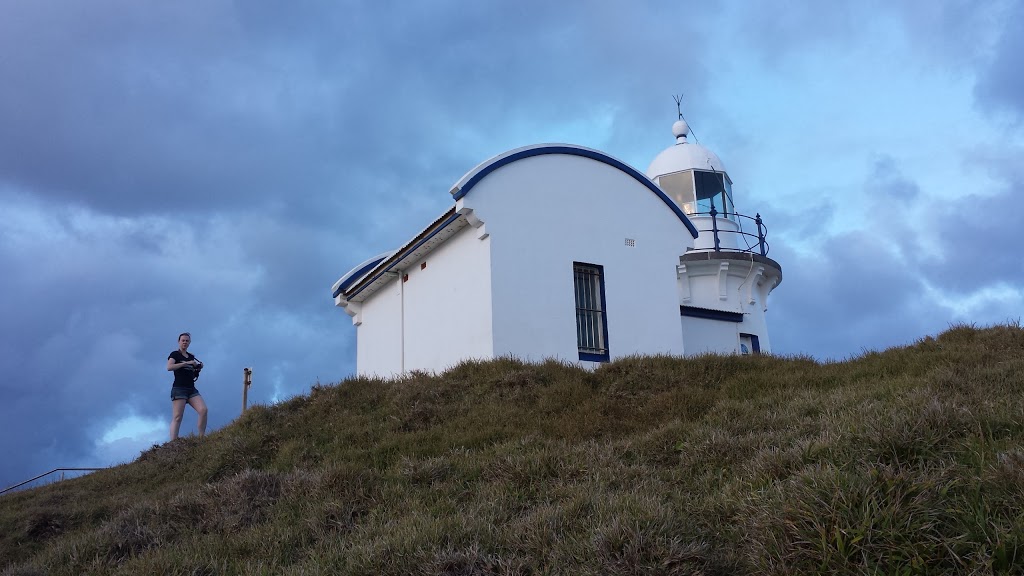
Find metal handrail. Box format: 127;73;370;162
689;208;771;256
1;467;105;495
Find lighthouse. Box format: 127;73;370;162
333;111;784;377
646;117;783;355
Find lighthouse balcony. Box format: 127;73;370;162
687;207;772;257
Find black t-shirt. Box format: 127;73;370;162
168;350;200;388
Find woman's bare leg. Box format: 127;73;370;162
188;395;209;437
170;399;187;440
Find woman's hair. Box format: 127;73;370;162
178;332;191;341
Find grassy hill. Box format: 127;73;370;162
2;323;1023;575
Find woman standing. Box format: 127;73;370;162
167;332;209;441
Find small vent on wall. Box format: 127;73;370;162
625;238;636;247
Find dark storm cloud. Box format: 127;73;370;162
0;2;354;214
768;230;944;361
0;194;362;487
0;0;715;223
0;192;251;484
917;158;1024;294
768;150;1023;360
853;151;1023;297
974;2;1024;120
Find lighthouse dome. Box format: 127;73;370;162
645;120;727;180
645;119;735;220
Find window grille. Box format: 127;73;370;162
573;263;609;361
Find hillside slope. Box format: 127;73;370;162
2;323;1023;575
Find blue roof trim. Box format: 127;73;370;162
452;145;699;238
333;255;389;298
344;212;463;300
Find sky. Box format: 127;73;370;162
1;0;1021;489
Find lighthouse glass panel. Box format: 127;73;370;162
573;263;610;362
723;175;735;217
657;170;696;214
694;170;736;221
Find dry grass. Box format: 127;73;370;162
2;322;1023;575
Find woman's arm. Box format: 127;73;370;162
167;356;196;371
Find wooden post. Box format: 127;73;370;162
242;367;253;415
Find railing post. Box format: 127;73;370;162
242;367;253;415
755;213;766;256
709;201;720;252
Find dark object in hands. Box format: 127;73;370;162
192;361;203;382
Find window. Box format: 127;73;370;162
656;169;736;221
657;170;696;214
694;170;736;221
574;262;609;362
739;333;761;355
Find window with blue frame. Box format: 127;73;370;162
740;333;761;355
573;262;610;362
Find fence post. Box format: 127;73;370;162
242;367;252;415
709;201;720;252
755;213;766;256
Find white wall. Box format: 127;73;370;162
689;216;741;251
355;224;493;377
356;277;403;377
402;224;493;373
459;152;694;363
677;257;780;354
680;315;740;355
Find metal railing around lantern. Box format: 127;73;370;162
690;203;771;257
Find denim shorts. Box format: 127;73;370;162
170;387;201;401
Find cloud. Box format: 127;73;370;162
974;1;1024;121
0;191;349;487
769;230;943;361
767;146;1023;360
918;150;1024;295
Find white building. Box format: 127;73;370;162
332;119;782;377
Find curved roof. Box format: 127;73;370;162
332;251;395;298
450;144;699;238
646;141;727;180
334;144;703;304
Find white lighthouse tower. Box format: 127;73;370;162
646;115;783;355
